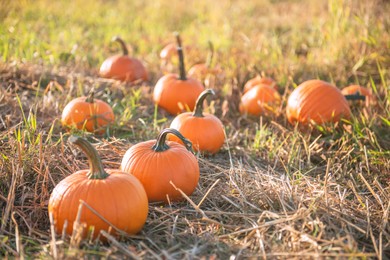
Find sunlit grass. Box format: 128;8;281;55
1;0;388;87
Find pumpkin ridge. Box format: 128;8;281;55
180;147;200;191
62;176;88;235
50;176;75;233
299;85;329;122
315;87;350;122
105;180;119;232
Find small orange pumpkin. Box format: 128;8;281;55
49;136;148;240
159;42;192;61
239;84;281;116
99;36;148;82
187;41;221;80
153;33;204;115
121;128;200;203
243;75;278;93
159;42;177;61
286;79;351;125
169;89;225;154
61;91;115;134
341;85;373;106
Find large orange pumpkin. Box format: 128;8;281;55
169;89;225;154
49;136;148;240
341;85;373;106
121;128;200;203
61;91;115;134
153;33;204;115
286;79;351;125
243;75;278;93
239;84;281;116
99;36;148;82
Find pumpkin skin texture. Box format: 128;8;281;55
61;93;115;134
341;85;373;106
239;84;281;116
153;33;205;115
99;36;148;82
243;76;277;93
48;136;148;240
153;74;204;115
286;80;351;125
169;89;225;154
121;128;200;203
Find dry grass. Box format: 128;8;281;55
1;0;390;259
1;61;389;259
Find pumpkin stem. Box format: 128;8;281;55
152;128;193;153
344;92;366;101
205;41;214;68
85;88;95;103
174;32;187;81
112;36;129;56
193;89;215;117
68;136;109;179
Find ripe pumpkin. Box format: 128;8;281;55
187;41;221;80
159;42;192;61
48;136;148;240
243;75;277;93
341;85;372;106
169;89;225;154
99;36;148;82
159;42;177;61
239;84;281;116
121;128;200;203
153;33;204;115
61;91;115;134
286;79;351;125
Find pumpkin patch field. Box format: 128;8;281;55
1;0;389;258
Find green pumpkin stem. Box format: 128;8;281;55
193;89;215;117
152;128;193;153
205;41;214;68
174;32;187;81
344;92;366;101
68;136;109;179
112;36;129;56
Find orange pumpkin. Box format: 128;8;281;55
153;33;204;115
159;42;177;60
239;84;281;116
159;42;192;61
169;89;225;154
99;36;148;82
121;128;199;203
243;76;278;93
49;136;148;240
341;85;373;106
187;41;221;80
286;79;351;125
61;91;115;134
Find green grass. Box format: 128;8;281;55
0;0;389;258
